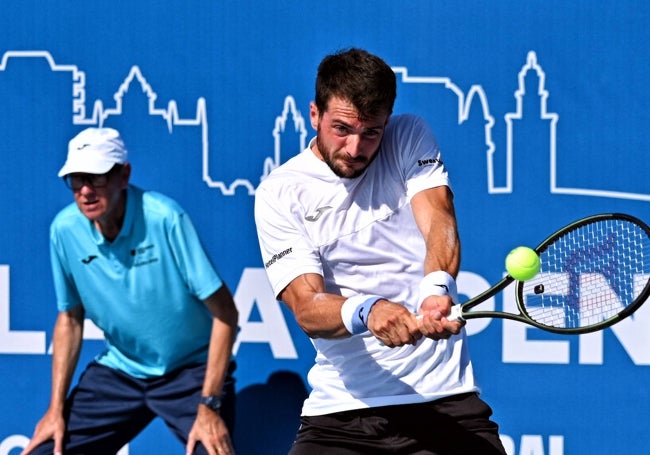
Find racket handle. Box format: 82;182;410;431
448;305;465;322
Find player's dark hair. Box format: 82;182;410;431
315;48;397;119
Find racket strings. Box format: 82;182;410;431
520;218;650;329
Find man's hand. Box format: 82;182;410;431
186;405;235;455
417;295;464;340
366;299;423;347
20;409;66;455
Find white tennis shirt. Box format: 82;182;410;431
255;114;479;415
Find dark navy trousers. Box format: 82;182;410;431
30;361;236;455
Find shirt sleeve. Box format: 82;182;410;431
254;183;323;298
49;223;83;312
388;114;451;198
167;212;223;301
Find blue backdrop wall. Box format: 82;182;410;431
1;1;649;454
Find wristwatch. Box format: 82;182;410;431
200;395;222;412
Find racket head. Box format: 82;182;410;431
515;213;650;334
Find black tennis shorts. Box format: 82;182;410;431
289;392;506;455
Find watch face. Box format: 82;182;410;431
202;395;222;411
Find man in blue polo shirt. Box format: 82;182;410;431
22;127;238;455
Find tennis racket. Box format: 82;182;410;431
448;213;650;334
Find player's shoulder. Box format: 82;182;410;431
257;149;315;190
386;113;429;134
382;113;437;152
137;186;186;219
51;201;85;232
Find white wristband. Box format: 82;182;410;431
340;295;383;335
418;270;458;309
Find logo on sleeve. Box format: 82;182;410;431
417;158;442;167
264;247;293;268
305;206;333;222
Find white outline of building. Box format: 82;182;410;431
1;49;648;201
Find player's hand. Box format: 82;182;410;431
20;408;66;455
367;299;423;347
417;294;464;340
186;405;235;455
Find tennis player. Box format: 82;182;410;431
254;48;506;454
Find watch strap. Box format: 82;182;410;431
200;395;222;411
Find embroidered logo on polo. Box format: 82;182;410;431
81;255;98;264
130;244;159;267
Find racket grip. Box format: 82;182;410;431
448;305;465;322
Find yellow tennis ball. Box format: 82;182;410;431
505;246;540;281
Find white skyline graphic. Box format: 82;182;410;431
1;49;648;201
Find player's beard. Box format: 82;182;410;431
316;133;379;179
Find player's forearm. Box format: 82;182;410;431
412;186;461;277
293;292;350;339
280;274;350;339
202;320;236;396
201;286;238;396
423;219;460;277
48;310;84;412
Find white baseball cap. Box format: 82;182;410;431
58;127;128;177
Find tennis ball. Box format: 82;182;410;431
505;246;540;281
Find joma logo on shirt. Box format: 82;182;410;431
305;206;332;222
81;255;98;264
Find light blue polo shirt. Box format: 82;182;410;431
50;185;223;378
